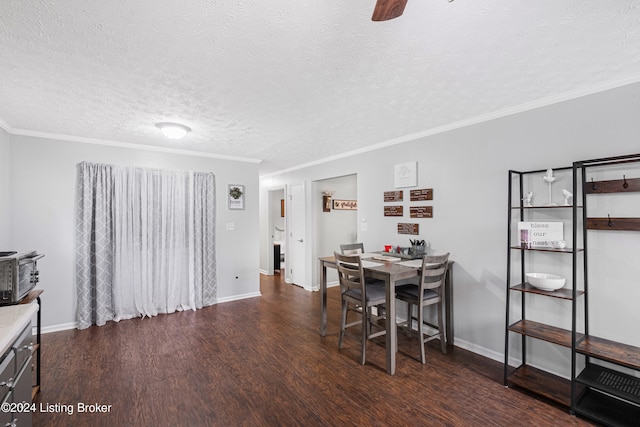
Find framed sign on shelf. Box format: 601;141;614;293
228;184;245;210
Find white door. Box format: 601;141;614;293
288;183;306;287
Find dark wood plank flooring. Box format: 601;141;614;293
33;273;596;426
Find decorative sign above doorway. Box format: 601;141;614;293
332;199;357;210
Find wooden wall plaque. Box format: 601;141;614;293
384;191;403;202
397;223;419;235
410;188;433;201
585;177;640;194
333;199;357;210
410;206;433;218
384;206;404;217
586;217;640;231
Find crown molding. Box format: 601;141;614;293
261;73;640;178
4;72;640;175
0;117;13;133
4;126;261;164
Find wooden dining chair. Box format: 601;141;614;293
339;242;365;255
395;253;450;364
334;251;387;365
340;242;387;319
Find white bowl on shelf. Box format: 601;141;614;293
526;273;566;291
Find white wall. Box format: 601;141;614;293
0;128;9;247
259;81;640;376
8;135;260;330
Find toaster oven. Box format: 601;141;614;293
0;251;44;304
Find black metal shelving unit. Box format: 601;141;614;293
504;166;584;407
571;154;640;427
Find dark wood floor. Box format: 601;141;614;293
33;273;596;427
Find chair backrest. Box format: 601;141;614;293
340;243;365;255
420;252;450;291
334;251;365;298
423;253;450;265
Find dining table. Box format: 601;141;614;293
318;253;454;375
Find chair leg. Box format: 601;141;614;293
361;307;369;365
438;301;447;355
418;303;426;364
338;299;347;349
405;301;413;337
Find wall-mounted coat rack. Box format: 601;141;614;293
586;216;640;231
571;153;640;426
585;174;640;231
586;176;640;193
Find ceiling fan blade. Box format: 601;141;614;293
372;0;408;21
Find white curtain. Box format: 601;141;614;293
75;162;216;329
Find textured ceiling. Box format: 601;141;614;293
2;1;640;175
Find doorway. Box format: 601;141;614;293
268;187;286;277
314;174;358;288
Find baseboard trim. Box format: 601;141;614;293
216;291;262;303
453;337;504;364
40;292;264;333
38;322;77;334
311;280;339;292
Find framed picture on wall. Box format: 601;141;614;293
394;161;417;188
228;184;245;210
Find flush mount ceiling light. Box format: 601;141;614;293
155;122;191;139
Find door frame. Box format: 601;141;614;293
266;186;285;276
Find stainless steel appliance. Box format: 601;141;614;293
0;251;44;304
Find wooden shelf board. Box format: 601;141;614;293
19;289;43;305
508;320;580;347
577;335;640;371
574;387;640;427
511;283;584;300
510;246;583;253
507;365;571;407
511;205;582;209
31;385;40;400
